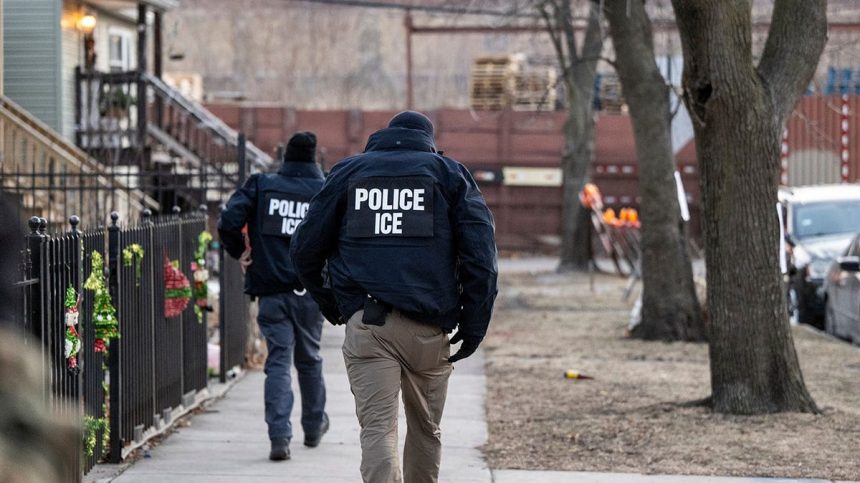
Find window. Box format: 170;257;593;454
792;200;860;239
108;29;132;72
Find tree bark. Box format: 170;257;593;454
540;0;602;272
604;0;705;342
670;0;825;413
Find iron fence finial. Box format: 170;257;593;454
28;217;40;234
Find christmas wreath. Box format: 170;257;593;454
164;254;192;318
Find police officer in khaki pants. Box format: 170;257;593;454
290;111;498;482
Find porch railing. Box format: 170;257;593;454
74;69;272;212
0;95;158;227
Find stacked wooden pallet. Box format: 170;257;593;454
470;54;560;112
512;67;558;112
470;54;524;111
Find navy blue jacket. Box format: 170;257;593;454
218;161;325;296
290;126;498;339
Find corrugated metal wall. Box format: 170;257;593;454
207;102;858;251
785;95;860;186
3;0;62;132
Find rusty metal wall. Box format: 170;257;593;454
207;99;858;251
784;95;860;186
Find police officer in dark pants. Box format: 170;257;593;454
290;112;498;483
218;132;329;461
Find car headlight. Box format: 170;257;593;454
806;259;831;279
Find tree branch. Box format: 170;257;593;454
558;0;580;64
571;0;603;92
581;0;603;64
757;0;827;117
537;1;571;78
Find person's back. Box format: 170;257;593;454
291;111;498;483
218;132;330;461
220;135;324;297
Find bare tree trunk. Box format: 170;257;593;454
604;0;705;341
558;86;595;272
540;0;602;272
671;0;825;413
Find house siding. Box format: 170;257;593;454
4;0;62;131
93;13;136;73
61;0;81;140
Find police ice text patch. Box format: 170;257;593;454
347;177;434;237
261;192;310;237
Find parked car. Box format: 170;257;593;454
824;234;860;342
779;184;860;328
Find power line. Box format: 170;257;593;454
284;0;540;18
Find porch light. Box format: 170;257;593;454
78;14;97;34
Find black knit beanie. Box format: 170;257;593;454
388;111;434;136
284;131;317;163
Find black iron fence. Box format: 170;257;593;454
9;208;250;481
21;216;85;477
219;248;250;383
81;227;108;472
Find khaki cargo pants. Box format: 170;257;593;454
342;309;452;483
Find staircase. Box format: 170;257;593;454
0;94;158;227
75;69;273;213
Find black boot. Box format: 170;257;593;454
269;438;290;461
303;413;329;448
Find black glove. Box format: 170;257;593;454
448;331;482;363
317;292;345;326
321;304;345;326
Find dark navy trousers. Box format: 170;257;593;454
256;291;326;441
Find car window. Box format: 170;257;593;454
792;201;860;239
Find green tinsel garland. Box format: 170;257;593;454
84;251;120;352
122;243;145;286
83;415;109;457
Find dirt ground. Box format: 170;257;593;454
483;270;860;480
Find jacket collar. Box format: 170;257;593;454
277;161;324;179
364;127;436;153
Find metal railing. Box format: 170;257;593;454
219;248;250;382
11;208;250;481
0;94;157;228
74;69;272;213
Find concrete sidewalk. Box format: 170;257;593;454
111;325;491;482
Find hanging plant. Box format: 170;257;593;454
194;231;213;263
191;231;213;324
122;243;145;286
84;251;120;352
83;415;109;457
64;286;82;374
